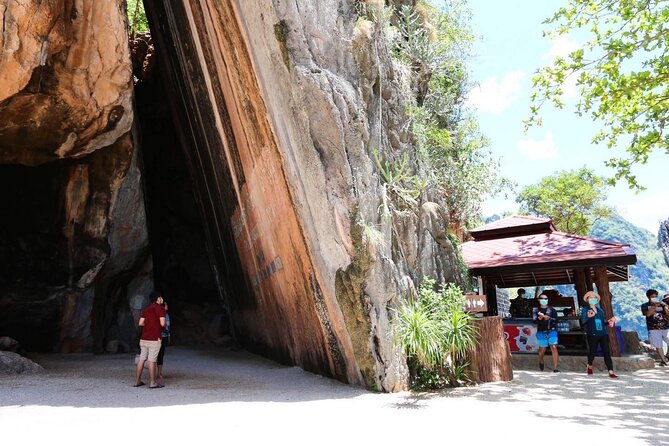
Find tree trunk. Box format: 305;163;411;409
593;266;621;357
470;316;513;383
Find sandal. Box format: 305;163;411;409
149;383;165;389
133;382;145;387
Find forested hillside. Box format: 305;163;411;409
590;214;669;338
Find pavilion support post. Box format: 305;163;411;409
593;266;621;357
574;268;588;302
584;268;594;292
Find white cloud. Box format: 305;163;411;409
544;35;580;61
517;131;560;160
615;191;669;233
466;71;526;114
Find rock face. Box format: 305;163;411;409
144;0;461;391
659;218;669;267
0;0;134;165
0;351;43;374
0;0;151;353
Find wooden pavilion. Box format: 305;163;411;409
461;216;637;356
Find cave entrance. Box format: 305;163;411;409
132;40;231;348
130;0;250;351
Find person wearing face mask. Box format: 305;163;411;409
510;288;531;318
641;289;669;366
532;293;560;372
581;291;618;378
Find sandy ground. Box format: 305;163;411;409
1;346;669;446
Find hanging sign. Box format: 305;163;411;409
464;294;488;313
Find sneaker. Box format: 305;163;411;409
660;362;667;367
539;362;544;371
587;367;593;375
608;372;618;379
553;369;560;373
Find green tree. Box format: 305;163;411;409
516;167;611;235
527;0;669;190
126;0;149;36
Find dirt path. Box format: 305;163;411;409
1;346;667;445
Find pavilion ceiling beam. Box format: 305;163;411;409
607;266;628;280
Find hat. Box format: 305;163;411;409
584;291;600;303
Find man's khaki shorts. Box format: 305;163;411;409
139;339;162;363
648;329;669;349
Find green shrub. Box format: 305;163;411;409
393;278;478;389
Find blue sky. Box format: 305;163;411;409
456;1;668;232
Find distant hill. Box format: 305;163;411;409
589;214;669;338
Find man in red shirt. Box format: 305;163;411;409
134;292;167;388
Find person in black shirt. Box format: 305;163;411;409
532;294;560;372
641;289;669;365
510;288;531;318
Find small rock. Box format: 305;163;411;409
0;336;22;353
106;340;120;354
0;351;43;374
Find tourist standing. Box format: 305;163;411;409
157;301;171;384
134;291;166;388
581;291;618;378
533;294;560;372
641;289;669;366
510;288;531;318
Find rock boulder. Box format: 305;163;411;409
0;351;43;374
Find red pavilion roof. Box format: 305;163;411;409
461;216;636;286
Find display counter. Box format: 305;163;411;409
503;317;587;354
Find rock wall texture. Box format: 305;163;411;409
0;0;151;353
660;218;669;268
0;0;134;165
145;0;461;391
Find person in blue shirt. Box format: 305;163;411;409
581;291;618;378
532;294;560;372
